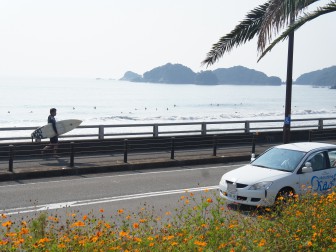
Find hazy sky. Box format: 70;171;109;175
0;0;334;81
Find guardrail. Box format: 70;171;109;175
0;128;335;174
0;117;336;142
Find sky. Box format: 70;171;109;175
0;0;335;81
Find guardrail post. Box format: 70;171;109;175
99;125;105;140
153;124;159;138
201;122;207;135
245;121;250;133
318;119;323;130
124;139;128;163
251;134;256;159
213;135;217;156
9;145;14;172
70;142;75;167
171;137;175;159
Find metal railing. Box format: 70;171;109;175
0;117;336;142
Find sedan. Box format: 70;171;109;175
219;142;336;206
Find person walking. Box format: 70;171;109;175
42;108;60;158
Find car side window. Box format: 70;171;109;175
307;152;327;171
328;150;336;168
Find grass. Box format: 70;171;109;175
1;189;335;251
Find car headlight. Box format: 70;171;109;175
249;182;273;190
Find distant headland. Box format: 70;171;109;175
120;63;336;87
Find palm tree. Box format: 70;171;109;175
259;1;336;60
202;0;335;143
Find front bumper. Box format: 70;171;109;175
219;182;274;206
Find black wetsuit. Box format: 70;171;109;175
48;115;58;143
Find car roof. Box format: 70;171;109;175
275;142;336;153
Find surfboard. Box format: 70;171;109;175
31;119;82;139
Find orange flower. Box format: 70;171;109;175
58;243;66;249
165;211;171;215
71;221;86;227
118;209;124;214
206;198;213;203
133;222;139;229
2;221;12;228
6;232;17;237
82;215;88;221
119;231;128;237
258;238;266;247
20;227;29;235
99;208;104;213
194;240;207;247
1;214;7;219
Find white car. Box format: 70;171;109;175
219;142;336;206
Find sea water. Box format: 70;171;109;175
0;77;335;138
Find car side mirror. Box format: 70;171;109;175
302;162;313;173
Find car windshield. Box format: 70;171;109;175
251;147;306;172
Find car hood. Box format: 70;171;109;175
222;164;290;185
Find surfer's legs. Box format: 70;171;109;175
42;136;59;158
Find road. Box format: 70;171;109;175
0;162;245;222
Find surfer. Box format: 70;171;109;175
42;108;60;158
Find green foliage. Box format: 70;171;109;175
1;190;335;251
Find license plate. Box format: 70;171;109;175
227;183;237;200
227;193;237;200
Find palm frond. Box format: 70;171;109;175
258;0;319;52
202;3;269;67
258;1;336;61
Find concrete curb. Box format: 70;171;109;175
0;155;251;181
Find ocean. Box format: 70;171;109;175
1;77;335;129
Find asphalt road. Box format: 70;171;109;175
0;162;245;222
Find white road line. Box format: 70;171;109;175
0;164;240;187
1;185;219;216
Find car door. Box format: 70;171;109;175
298;150;336;194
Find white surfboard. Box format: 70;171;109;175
31;119;82;139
